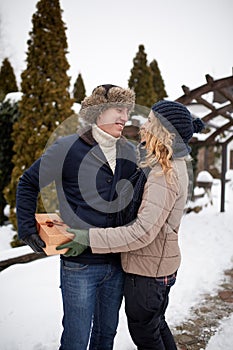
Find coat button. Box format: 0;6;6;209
106;178;112;183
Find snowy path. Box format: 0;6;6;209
173;267;233;349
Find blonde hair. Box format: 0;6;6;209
139;116;175;181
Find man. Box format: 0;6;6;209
16;84;136;350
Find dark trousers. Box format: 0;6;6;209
124;274;177;350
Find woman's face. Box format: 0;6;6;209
140;110;155;141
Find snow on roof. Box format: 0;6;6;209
3;92;23;103
196;170;214;183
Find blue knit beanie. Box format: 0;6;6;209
151;100;205;157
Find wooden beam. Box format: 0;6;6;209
217;88;233;104
205;121;233;145
195;96;216;111
205;74;214;85
220;143;227;212
202;104;233;122
176;75;233;104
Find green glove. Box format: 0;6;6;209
66;228;90;245
56;229;89;257
56;240;87;257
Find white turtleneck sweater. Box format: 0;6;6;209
92;124;119;174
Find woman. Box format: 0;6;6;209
57;100;205;349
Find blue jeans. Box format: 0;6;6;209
59;260;125;350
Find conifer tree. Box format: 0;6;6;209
150;59;167;101
0;100;19;225
73;73;86;103
0;58;18;102
128;45;157;108
4;0;74;230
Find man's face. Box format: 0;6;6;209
96;107;129;138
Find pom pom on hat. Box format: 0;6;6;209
192;117;205;133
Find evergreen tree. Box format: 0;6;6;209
4;0;74;231
150;59;167;101
73;73;86;103
0;100;19;225
128;45;157;108
0;58;18;102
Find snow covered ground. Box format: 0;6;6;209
0;177;233;349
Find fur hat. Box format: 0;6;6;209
79;84;135;124
151;100;205;156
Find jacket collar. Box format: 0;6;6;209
79;128;96;146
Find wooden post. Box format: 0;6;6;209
220;143;227;212
204;146;209;170
220;135;233;212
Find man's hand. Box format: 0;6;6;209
56;229;89;257
23;233;46;254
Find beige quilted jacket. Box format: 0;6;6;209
90;158;189;277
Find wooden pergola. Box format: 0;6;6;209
176;74;233;212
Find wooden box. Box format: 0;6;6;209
35;213;74;255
